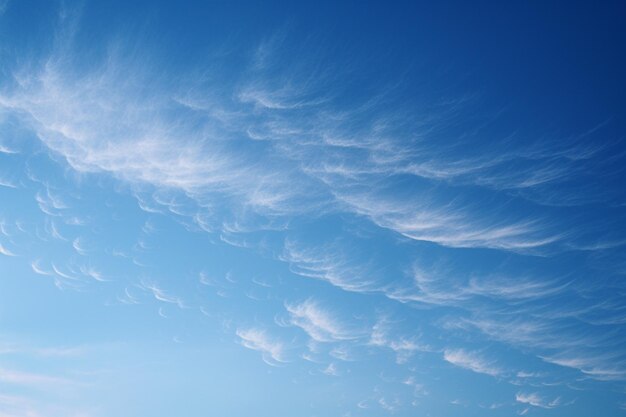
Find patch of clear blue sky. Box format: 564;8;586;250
0;1;625;416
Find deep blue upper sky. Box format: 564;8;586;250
0;1;625;416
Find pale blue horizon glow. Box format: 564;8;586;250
1;1;626;416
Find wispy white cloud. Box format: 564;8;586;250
515;392;561;409
0;144;17;154
465;275;567;300
34;188;69;217
516;370;544;378
0;9;623;415
388;261;567;309
116;287;140;305
79;265;107;282
72;238;88;255
235;328;286;365
448;314;626;381
335;190;561;251
540;353;626;381
139;280;185;308
280;240;376;293
0;9;594;259
443;349;503;377
0;36;324;233
284;299;359;343
51;263;79;280
377;395;402;412
0;243;16;256
30;259;53;275
369;318;427;364
321;362;340;376
0;178;17;188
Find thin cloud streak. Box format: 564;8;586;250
236;328;286;366
443;349;503;377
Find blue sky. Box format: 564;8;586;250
1;1;625;416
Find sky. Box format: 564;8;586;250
0;1;625;416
